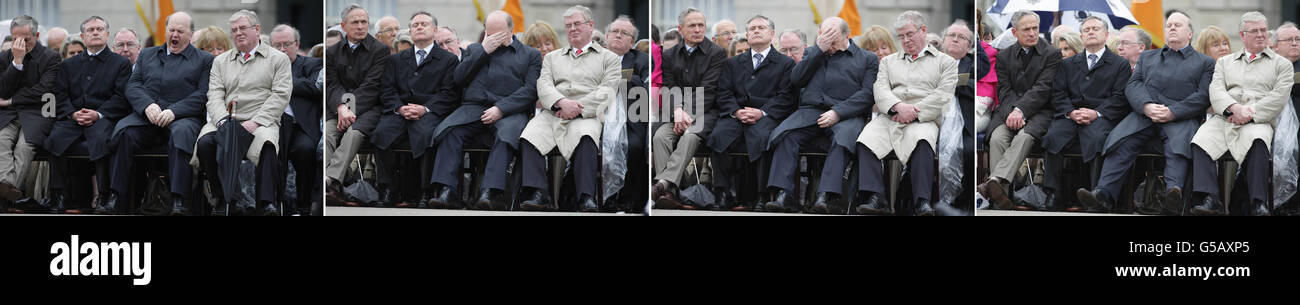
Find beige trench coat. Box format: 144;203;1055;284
521;42;622;159
857;46;959;161
193;43;292;166
1191;48;1294;163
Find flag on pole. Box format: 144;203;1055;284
1131;0;1164;48
503;0;525;33
837;0;862;37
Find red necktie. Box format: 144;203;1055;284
1249;53;1257;61
575;49;583;56
911;54;918;61
243;52;251;61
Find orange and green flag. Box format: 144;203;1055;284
1131;0;1164;48
503;0;525;33
837;0;862;37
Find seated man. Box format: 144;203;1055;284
604;16;651;212
428;10;537;210
517;6;621;212
194;9;292;215
763;17;877;214
707;15;796;210
373;11;460;208
855;11;958;216
1077;12;1214;213
651;8;725;209
1188;12;1292;216
270;24;323;215
0;15;59;212
115;12;212;215
1039;16;1131;212
325;4;388;206
46;16;132;213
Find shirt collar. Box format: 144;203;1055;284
1239;48;1271;61
571;41;594;56
237;42;262;60
86;47;105;57
415;41;436;56
1086;47;1105;60
751;45;771;59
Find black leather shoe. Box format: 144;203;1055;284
519;188;553;211
652;180;682;209
713;187;735;210
1076;188;1112;213
761;189;796;213
914;199;935;216
46;192;66;213
810;192;846;214
10;197;41;213
426;184;459;209
578;194;599;212
170;198;189;216
1250;200;1271;216
476;188;508;211
1164;187;1184;215
258;201;280;216
95;193;119;215
855;192;891;215
376;185;398;207
325;179;346;206
1191;196;1226;216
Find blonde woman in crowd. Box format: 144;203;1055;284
859;24;897;58
194;25;232;56
1054;31;1083;59
522;20;562;55
1193;25;1233;60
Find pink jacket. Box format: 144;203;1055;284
977;40;998;107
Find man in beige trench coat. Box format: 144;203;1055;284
195;9;292;216
854;11;958;216
517;5;622;212
1189;11;1293;216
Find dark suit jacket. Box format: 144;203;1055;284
326;34;389;135
708;48;796;160
432;38;541;150
623;49;650;154
46;50;132;159
769;43;877;151
1291;59;1300;120
1106;46;1214;158
661;38;727;136
288;55;323;141
0;43;59;146
118;44;213;152
373;45;460;156
1042;48;1131;162
957;53;975;138
991;38;1061;138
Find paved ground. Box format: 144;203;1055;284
649;209;838;216
327;206;645;216
975;209;1145;216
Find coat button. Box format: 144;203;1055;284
86;76;92;81
414;72;419;76
751;75;756;79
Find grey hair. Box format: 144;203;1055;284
893;11;926;31
10;15;39;34
1121;27;1152;49
838;19;850;36
712;19;734;35
678;8;703;27
229;9;261;28
605;15;639;38
563;5;594;24
80;16;109;33
410;11;438;27
272;24;300;43
781;28;807;44
115;28;139;43
439;26;457;35
1080;16;1109;31
746;15;775;33
341;4;366;23
1270;29;1278;45
1010;10;1039;28
1240;11;1268;33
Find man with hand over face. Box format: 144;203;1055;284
0;15;60;212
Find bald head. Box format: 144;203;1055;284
819;17;850;51
165;12;195;54
376;16;399;45
1165;12;1193;48
46;27;68;52
485;11;513;38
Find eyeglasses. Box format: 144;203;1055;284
944;32;969;42
564;21;590;29
112;41;139;50
1281;37;1300;44
439;38;459;46
897;30;921;40
271;41;297;48
1244;28;1268;36
231;25;257;33
716;30;736;37
779;46;801;53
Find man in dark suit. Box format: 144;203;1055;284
270;24;322;215
978;10;1061;210
941;21;975;215
1038;16;1131;212
708;15;796;211
114;12;212;215
602;16;649;212
651;8;726;210
1077;12;1214;213
45;16;132;214
0;15;59;212
371;12;460;209
325;4;389;206
762;17;876;214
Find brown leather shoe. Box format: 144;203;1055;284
978;179;1013;210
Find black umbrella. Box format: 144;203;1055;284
216;100;253;205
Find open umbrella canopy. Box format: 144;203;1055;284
986;0;1139;32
